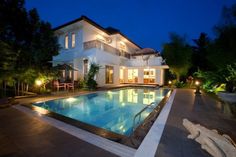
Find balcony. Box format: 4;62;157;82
83;40;130;59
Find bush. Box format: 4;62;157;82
175;81;185;88
84;63;100;90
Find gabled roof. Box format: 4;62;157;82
53;15;142;49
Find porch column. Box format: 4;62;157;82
138;67;143;83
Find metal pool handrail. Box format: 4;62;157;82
132;102;156;131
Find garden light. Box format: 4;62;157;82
195;80;201;94
35;80;42;86
168;80;172;85
195;80;200;86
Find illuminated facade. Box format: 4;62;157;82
53;16;168;86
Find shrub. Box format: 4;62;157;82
175;81;185;88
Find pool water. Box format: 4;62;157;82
33;88;169;136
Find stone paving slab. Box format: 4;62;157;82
155;89;236;157
0;107;118;157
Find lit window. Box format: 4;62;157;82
61;70;65;78
72;33;75;48
65;35;69;49
69;70;72;79
106;65;114;84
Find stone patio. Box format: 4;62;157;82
155;89;236;157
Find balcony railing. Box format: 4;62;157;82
83;40;130;59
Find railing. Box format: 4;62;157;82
83;40;131;59
132;102;156;131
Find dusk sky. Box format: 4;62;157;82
25;0;236;51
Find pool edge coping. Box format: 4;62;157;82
134;89;177;157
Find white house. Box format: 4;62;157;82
53;16;169;87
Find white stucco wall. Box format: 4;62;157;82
53;19;168;86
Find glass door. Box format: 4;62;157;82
105;65;114;84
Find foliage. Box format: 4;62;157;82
85;63;100;90
191;33;211;72
194;64;236;93
0;1;60;70
225;64;236;92
174;81;185;88
0;0;60;96
162;33;192;81
206;4;236;70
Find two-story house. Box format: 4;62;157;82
53;15;169;87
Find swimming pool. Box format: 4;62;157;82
33;87;170;136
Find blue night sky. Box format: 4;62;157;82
25;0;236;51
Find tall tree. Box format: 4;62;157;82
162;33;192;81
191;32;210;72
0;0;59;94
207;4;236;69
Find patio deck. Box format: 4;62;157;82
0;89;235;157
155;89;236;157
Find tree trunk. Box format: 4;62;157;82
4;80;6;92
14;83;16;96
26;84;29;92
17;81;20;95
176;73;180;82
21;82;23;93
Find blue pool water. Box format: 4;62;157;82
33;88;169;136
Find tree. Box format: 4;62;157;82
0;0;60;95
206;4;236;69
162;33;192;81
191;33;210;72
85;63;100;90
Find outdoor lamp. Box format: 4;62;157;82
35;80;42;86
168;80;172;87
195;80;201;94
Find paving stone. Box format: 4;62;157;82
155;89;236;157
0;108;118;157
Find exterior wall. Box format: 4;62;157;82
94;49;120;86
126;55;163;67
53;19;168;87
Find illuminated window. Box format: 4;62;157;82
69;70;72;79
120;68;124;83
65;35;69;49
72;33;75;48
128;69;138;83
143;69;155;83
119;41;126;52
106;65;114;84
61;70;65;78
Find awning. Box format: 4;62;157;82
53;64;78;71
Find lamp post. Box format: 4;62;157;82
168;80;172;88
35;79;43;93
195;80;201;94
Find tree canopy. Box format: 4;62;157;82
162;33;192;81
0;0;60;95
0;0;60;71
